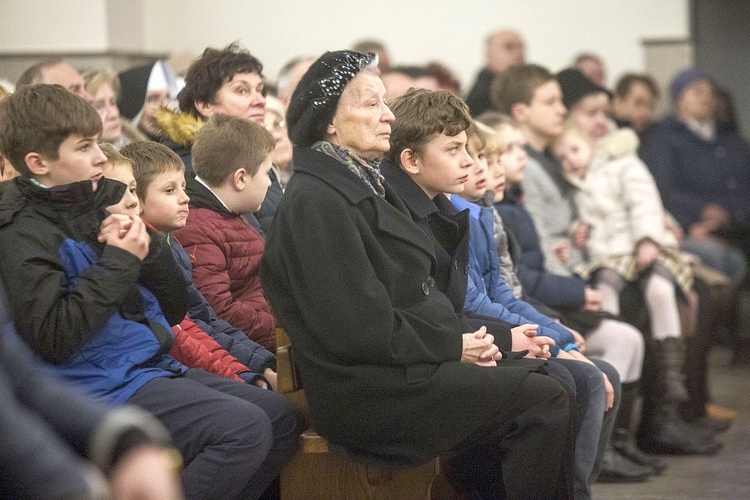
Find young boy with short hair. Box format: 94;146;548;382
174;114;277;350
120;140;278;389
0;84;299;500
491;64;578;276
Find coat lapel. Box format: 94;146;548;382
293;147;437;264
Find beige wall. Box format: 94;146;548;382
1;0;689;90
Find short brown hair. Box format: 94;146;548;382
385;88;471;164
491;64;555;114
192;114;275;187
0;84;102;176
120;141;184;200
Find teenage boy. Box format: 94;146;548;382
490;63;579;276
377;87;573;500
173;114;277;351
0;84;300;500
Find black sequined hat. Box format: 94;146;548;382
286;50;376;147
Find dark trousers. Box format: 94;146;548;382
444;371;573;500
128;368;302;500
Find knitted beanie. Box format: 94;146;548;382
286;51;376;147
669;67;710;103
557;67;610;111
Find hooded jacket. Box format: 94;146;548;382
0;177;187;403
173;175;276;350
568;128;677;258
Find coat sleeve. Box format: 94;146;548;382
0;221;143;362
464;255;573;355
516;263;587;310
620;156;670;246
0;315;170;497
640;126;706;228
138;233;188;326
261;188;463;366
169;317;249;382
176;220;275;349
173;242;276;373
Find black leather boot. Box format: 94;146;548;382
612;428;668;474
596;446;653;483
654;337;689;403
637;404;722;455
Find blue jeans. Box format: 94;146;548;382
549;357;620;500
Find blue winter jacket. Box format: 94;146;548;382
0;178;187;405
57;239;185;403
451;196;577;355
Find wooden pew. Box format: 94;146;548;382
275;327;460;499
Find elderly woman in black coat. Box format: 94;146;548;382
261;50;573;499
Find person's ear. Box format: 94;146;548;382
194;101;213;118
399;148;420;175
325;122;336;135
138;197;146;215
510;102;526;123
24;152;49;177
232;168;247;190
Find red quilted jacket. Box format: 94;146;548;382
174;177;276;350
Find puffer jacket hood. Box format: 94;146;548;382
155;108;204;147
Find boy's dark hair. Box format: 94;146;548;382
15;57;64;88
0;84;102;176
491;64;555;114
614;73;660;100
385;88;472;165
178;42;264;119
120;141;184;200
192;114;275;187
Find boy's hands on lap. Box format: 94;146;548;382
98;214;150;260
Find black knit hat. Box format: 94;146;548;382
557;67;611;111
286;50;376;147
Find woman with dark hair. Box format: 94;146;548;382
261;50;574;499
156;42;281;235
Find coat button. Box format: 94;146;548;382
421;282;430;295
427;276;436;287
454;261;459;270
465;265;470;275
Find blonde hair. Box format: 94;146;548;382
100;143;134;174
474;121;504;156
554;123;592;149
83;68;121;99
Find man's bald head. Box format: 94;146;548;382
486;29;525;73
